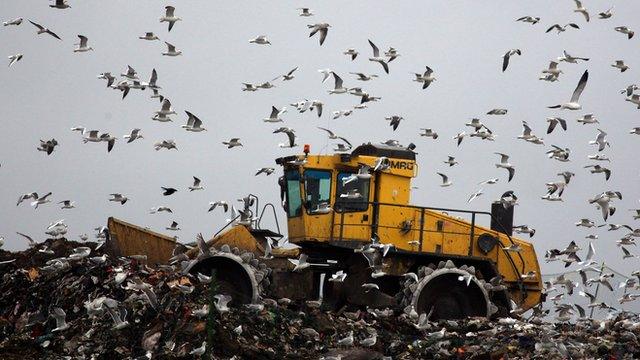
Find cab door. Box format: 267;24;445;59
332;172;374;242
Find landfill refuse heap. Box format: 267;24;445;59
0;238;639;359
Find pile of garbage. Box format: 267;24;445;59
0;238;639;359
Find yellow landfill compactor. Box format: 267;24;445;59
107;143;542;319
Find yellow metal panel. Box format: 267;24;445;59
107;217;176;265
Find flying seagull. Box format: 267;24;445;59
343;48;358;60
611;60;629;72
74;35;93;52
182;111;206;132
139;32;160;41
274;67;298;81
546;117;567;134
249;35;271;45
161;187;178;196
548;70;588;110
274;127;296;148
468;189;484;203
516;16;540;25
123;128;143;143
307;23;330;45
558;50;589;63
598;7;614;19
50;0;71;9
298;7;313;17
162;42;182;56
154;140;177;150
208;201;228;212
589;129;609;151
573;0;590;22
109;193;128;204
263;106;285;122
328;72;347;94
487;108;508;115
368;39;389;74
160;6;181;32
437;173;452;187
495;152;515;182
255;168;275;176
502;49;521;72
222;138;243;148
37;139;58;155
3;18;23;26
28;20;61;40
412;66;436;89
546;23;580;34
614;26;634;39
8;54;23;67
189;176;203;191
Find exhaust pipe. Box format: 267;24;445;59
490;202;513;236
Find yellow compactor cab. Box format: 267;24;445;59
108;142;543;320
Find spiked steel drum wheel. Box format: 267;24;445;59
186;244;270;306
402;260;493;320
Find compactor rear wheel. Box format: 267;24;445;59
400;260;495;320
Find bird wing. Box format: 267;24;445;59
380;61;389;74
338;136;352;147
570;70;588;102
549;61;558;69
16;232;35;246
317;126;334;137
193;176;201;186
495;152;509;163
319;28;328;45
78;35;88;47
558;118;567;130
47;29;62;40
546;24;561;32
165;6;175;17
333;72;343;88
161;98;171;111
150;68;158;85
424;66;434;76
368;39;380;57
502;52;510;72
286;131;296;147
507;167;515;182
165;42;176;52
437;172;448;183
546;120;557;134
29;20;44;30
585;242;595;262
287;66;298;76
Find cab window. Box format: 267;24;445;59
304;169;332;214
336;172;370;212
285;170;302;217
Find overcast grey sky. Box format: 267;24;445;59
1;1;639;313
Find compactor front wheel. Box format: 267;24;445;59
186;245;270;306
401;260;495;320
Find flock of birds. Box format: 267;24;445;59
1;0;640;322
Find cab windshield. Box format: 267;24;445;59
304;169;332;214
